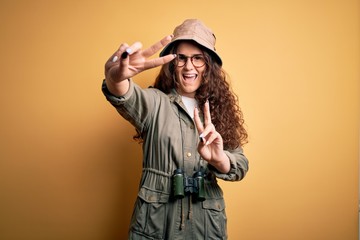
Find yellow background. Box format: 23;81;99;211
1;0;359;239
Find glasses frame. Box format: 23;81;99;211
174;54;206;68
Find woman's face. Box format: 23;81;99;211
174;42;206;98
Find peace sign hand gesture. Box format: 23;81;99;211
105;35;176;84
194;101;231;174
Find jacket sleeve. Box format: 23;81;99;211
102;79;158;133
210;147;249;181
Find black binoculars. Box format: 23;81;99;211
172;169;205;201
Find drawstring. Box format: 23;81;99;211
180;198;185;230
180;195;193;231
188;195;193;220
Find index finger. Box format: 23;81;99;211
143;54;176;70
142;35;173;58
204;100;212;125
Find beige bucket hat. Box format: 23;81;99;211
160;19;222;66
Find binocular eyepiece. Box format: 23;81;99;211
172;169;205;201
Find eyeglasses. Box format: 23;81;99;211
174;54;206;68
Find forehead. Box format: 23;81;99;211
176;41;203;54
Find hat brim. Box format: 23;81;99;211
159;37;222;66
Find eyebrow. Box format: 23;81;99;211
177;54;204;57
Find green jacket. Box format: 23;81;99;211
102;79;249;240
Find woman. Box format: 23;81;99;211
102;19;249;240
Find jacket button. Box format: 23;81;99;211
186;152;192;157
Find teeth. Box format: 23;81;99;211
183;74;197;78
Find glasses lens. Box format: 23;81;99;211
176;55;187;67
176;55;205;67
192;55;205;67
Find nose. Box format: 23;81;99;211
184;57;194;69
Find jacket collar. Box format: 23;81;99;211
167;88;204;123
168;88;182;104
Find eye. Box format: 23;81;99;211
193;55;204;61
178;55;187;61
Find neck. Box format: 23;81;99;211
176;89;195;98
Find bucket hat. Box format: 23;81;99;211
160;19;222;66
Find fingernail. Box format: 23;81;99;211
126;48;132;54
121;51;128;59
112;56;119;62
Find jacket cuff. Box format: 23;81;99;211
210;150;248;181
101;79;133;106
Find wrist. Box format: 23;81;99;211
209;151;230;174
105;78;130;97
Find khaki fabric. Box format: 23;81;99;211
102;79;249;239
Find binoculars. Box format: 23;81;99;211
172;169;205;201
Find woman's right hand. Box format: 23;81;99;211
105;35;176;84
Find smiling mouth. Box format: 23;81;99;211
183;74;198;81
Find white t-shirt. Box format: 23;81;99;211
181;96;198;119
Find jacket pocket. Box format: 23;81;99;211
202;198;227;239
130;188;168;239
138;186;170;203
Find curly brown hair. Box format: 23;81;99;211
151;41;248;149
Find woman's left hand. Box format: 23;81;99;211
194;101;230;173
